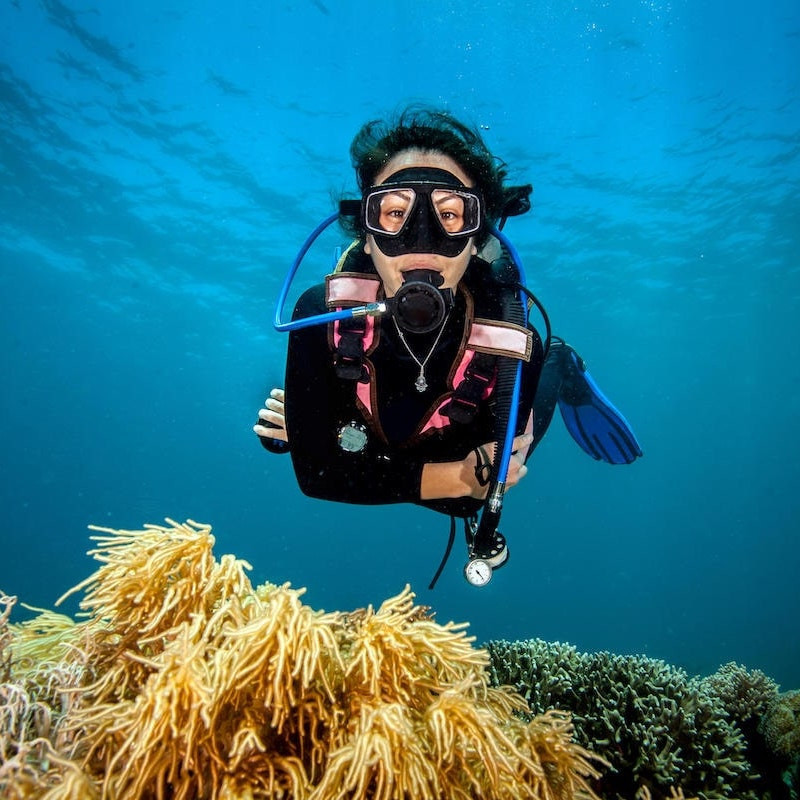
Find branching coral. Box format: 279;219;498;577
758;690;800;800
760;690;800;760
1;519;600;799
697;662;779;723
693;662;792;800
486;638;759;800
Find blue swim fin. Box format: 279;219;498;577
555;344;643;465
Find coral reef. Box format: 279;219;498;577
1;593;91;797
1;519;599;800
4;522;797;800
486;638;765;800
761;690;800;760
698;662;779;723
695;662;796;800
759;690;800;800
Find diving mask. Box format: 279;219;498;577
363;167;483;258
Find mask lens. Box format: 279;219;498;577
430;189;480;235
365;188;418;235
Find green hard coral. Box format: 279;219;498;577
699;661;779;723
760;689;800;759
486;638;757;800
759;689;800;800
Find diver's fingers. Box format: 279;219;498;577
507;461;528;488
504;460;528;490
258;408;285;427
265;397;285;415
511;433;533;454
523;411;534;438
255;387;288;443
504;434;533;489
253;423;288;443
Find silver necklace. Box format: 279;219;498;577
392;313;450;392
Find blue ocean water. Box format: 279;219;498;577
1;0;798;689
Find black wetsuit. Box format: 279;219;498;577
273;255;546;519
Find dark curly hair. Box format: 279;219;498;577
341;106;531;244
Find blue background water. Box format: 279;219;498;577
1;1;798;688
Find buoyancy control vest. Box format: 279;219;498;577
325;241;537;442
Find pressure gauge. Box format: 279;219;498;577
337;422;368;453
464;558;493;587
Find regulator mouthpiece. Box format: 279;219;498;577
390;269;453;333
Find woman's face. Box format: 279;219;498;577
364;149;477;298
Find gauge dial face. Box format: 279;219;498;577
337;422;368;452
464;558;492;587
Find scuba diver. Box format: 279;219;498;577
254;107;641;588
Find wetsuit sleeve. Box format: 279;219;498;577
285;286;426;505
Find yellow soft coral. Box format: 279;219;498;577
2;519;601;799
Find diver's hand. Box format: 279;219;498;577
420;433;532;501
254;388;288;443
469;433;532;498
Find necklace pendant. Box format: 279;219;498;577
415;372;428;392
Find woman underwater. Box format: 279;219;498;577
254;107;641;587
